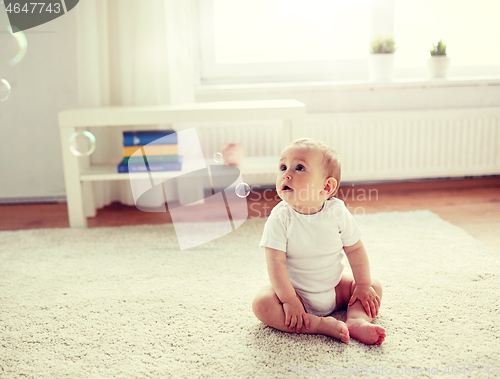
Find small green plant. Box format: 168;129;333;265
430;40;447;56
369;35;396;54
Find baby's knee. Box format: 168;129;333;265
252;286;276;319
252;294;264;317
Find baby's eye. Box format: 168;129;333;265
296;164;305;171
280;164;287;171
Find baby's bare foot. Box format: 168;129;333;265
346;319;386;345
321;317;350;344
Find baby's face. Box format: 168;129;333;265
276;145;329;213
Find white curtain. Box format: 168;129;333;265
75;0;195;209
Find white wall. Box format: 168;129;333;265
0;7;78;200
0;3;499;202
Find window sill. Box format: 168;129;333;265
196;75;500;97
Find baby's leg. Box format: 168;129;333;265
335;274;386;345
252;284;349;343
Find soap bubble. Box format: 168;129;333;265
8;26;27;66
213;152;223;163
0;79;11;101
69;131;96;157
0;26;28;66
235;182;250;198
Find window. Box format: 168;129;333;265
197;0;500;84
394;0;500;77
198;0;373;84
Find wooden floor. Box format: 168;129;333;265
1;177;499;253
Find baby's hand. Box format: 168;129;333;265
282;297;310;333
348;284;381;318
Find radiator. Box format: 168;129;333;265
194;107;500;183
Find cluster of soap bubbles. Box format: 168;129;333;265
213;152;250;198
0;23;97;157
0;19;251;198
1;25;28;102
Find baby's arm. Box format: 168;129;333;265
343;239;381;318
265;247;310;333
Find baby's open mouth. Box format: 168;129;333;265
282;185;293;192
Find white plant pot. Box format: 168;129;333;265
427;56;450;79
369;53;394;82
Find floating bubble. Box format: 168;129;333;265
0;79;11;101
213;152;223;163
235;182;250;198
8;26;28;66
68;131;96;157
0;26;28;66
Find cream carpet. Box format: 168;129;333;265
1;210;499;378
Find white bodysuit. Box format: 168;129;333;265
259;198;362;316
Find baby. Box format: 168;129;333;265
252;138;385;345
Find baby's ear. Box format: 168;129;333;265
324;177;338;196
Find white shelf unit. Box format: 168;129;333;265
59;99;306;228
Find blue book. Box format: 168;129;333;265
123;130;177;146
118;156;183;173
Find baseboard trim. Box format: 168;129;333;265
0;196;67;205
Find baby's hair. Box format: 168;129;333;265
287;138;341;198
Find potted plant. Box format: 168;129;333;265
369;35;396;82
427;39;450;79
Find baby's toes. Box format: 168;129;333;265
323;317;350;344
347;320;385;345
338;323;350;344
374;326;386;345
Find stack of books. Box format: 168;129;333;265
117;130;182;173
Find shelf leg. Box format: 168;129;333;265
59;126;87;228
82;181;96;218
